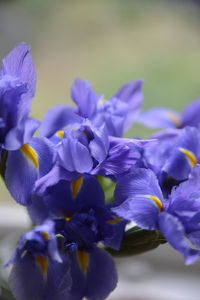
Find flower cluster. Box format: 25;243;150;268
1;43;200;300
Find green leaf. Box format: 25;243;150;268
97;176;116;203
106;226;166;257
0;149;8;180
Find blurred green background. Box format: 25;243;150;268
1;0;200;204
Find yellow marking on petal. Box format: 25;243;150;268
179;147;197;167
65;217;71;222
20;144;39;168
77;251;89;273
36;256;48;275
56;130;65;138
98;97;106;106
167;113;182;127
145;195;162;211
71;177;83;197
107;217;121;225
41;232;49;241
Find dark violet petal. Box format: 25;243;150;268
45;255;72;300
0;117;5;128
76;175;105;209
42;175;105;217
71;78;99;118
68;252;85;300
159;212;199;265
68;247;117;300
9;253;44;300
181;98;200;127
139;108;181;129
103;220;126;250
28;195;50;224
85;247;118;300
40;105;81;137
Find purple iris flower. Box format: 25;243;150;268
6;220;72;300
139;98;200;129
0;43;39;151
112;167;200;264
40;78;144;138
144;127;200;185
29;176;121;300
35;119;153;195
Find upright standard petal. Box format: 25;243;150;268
181;98;200;128
39;105;82;138
0;42;36;99
113;79;144;129
71;78;100;118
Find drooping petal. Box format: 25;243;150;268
40;105;82;138
139;108;182;129
159;212;200;265
71;78;100;118
5;137;56;205
44;255;72;300
39;175;105;218
28;195;50;224
9;252;44;300
85;247;117;300
69;247;117;300
112;196;160;230
114;168;163;206
113;169;163;230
